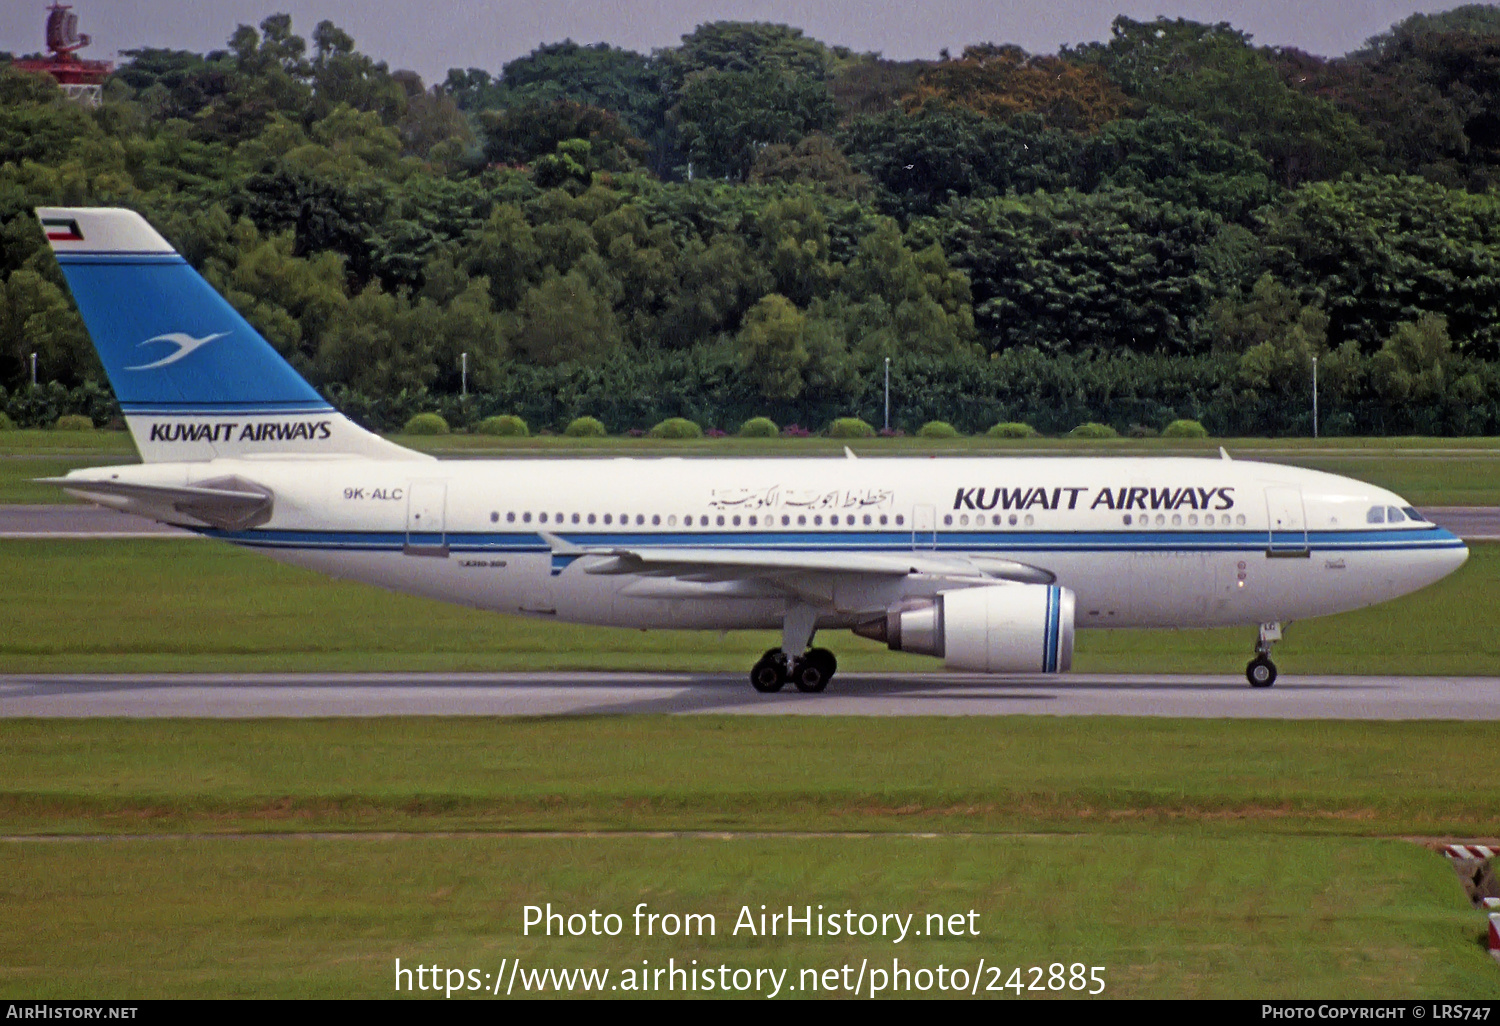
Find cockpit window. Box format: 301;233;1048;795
1366;506;1385;524
1402;507;1426;522
1386;506;1406;523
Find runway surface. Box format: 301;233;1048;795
2;671;1497;719
2;504;1498;538
0;504;192;538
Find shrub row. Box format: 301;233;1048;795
397;412;1206;440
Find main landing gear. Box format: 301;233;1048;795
1247;622;1281;688
750;647;838;693
749;603;838;694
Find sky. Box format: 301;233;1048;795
1;1;1485;85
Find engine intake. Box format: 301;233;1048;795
853;584;1075;673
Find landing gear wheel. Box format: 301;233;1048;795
750;648;787;693
1247;655;1277;688
805;647;836;681
791;656;830;693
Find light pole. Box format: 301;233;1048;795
1311;356;1318;439
883;357;890;432
30;352;37;388
461;352;468;397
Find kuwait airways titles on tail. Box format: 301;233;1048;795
35;207;1469;693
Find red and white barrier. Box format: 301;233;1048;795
1489;913;1499;959
1442;844;1496;860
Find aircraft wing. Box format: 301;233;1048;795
35;475;273;531
540;533;1054;586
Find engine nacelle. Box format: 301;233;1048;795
853;584;1075;673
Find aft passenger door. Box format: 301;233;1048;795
1264;486;1308;556
405;481;448;556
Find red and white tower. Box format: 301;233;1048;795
12;3;113;106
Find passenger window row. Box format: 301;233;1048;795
489;511;908;528
945;512;1250;528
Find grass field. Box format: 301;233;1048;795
3;717;1498;836
1;833;1492;998
0;539;1494;674
6;430;1500;504
1;717;1498;998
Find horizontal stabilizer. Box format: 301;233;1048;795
37;475;273;531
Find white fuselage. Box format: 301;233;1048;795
79;454;1469;636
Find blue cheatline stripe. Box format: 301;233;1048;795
121;402;336;414
56;252;185;265
200;525;1465;554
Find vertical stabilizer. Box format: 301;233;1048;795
37;207;429;463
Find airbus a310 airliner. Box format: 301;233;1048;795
35;207;1469;692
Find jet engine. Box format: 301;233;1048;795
853;584;1075;673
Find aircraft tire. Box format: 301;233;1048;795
751;650;787;693
792;657;829;694
805;647;837;681
1247;655;1277;688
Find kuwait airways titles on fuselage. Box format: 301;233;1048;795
954;485;1236;512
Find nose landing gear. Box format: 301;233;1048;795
1247;622;1282;688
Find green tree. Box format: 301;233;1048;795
841;105;1079;216
735;292;851;401
755;194;834;305
478;99;646;174
664;22;834;87
1076;108;1276;223
655;233;770;348
1220;274;1331;394
1302;13;1500;188
0;69;98;166
1260;174;1500;357
479;41;667;144
393;74;473;163
466;204;543;309
1;269;97;387
1369;313;1455;404
673;69;839;181
1208;273;1323;347
1076;16;1378;185
835;218;975;359
307;20;405;122
933;188;1221;354
504;269;621;365
215;228;349;372
748;133;870;197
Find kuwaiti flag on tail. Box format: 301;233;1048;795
40;216;83;242
35;207;426;464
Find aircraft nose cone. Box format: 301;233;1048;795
1447;541;1470;573
1426;532;1468;583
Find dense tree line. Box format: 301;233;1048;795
4;8;1500;434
